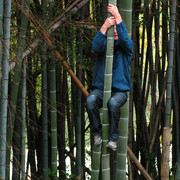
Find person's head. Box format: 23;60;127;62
114;25;118;40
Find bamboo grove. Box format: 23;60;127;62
0;0;180;179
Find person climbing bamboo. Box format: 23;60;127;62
86;4;133;151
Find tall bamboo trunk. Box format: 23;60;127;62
21;60;26;180
0;0;12;179
116;0;132;179
161;0;176;179
41;0;48;179
175;28;180;178
42;34;49;179
49;56;58;178
12;88;22;180
91;109;102;180
101;1;117;179
49;0;57;177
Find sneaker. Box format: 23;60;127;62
94;136;102;146
106;141;117;151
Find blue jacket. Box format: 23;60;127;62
92;21;133;91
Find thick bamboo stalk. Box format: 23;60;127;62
41;0;48;179
49;0;58;177
91;109;102;180
161;0;176;178
164;0;176;128
42;35;49;179
174;31;180;177
117;98;129;179
116;0;132;179
91;145;102;179
101;0;117;179
0;0;12;179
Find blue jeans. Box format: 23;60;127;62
86;88;127;141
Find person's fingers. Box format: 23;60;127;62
108;4;114;7
109;16;115;20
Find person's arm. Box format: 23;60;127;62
108;4;133;55
100;16;116;34
92;31;106;53
116;22;133;55
92;17;116;53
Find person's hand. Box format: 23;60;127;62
107;4;122;24
100;17;116;34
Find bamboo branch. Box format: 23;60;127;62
127;147;153;180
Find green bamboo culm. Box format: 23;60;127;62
0;0;12;179
42;0;48;179
91;109;102;180
116;0;132;179
161;0;176;179
49;0;58;178
101;0;117;179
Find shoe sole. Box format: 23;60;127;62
106;144;117;151
94;139;102;146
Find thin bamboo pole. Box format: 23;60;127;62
76;34;82;178
21;60;26;180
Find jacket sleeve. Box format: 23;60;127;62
116;21;133;56
92;30;107;53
